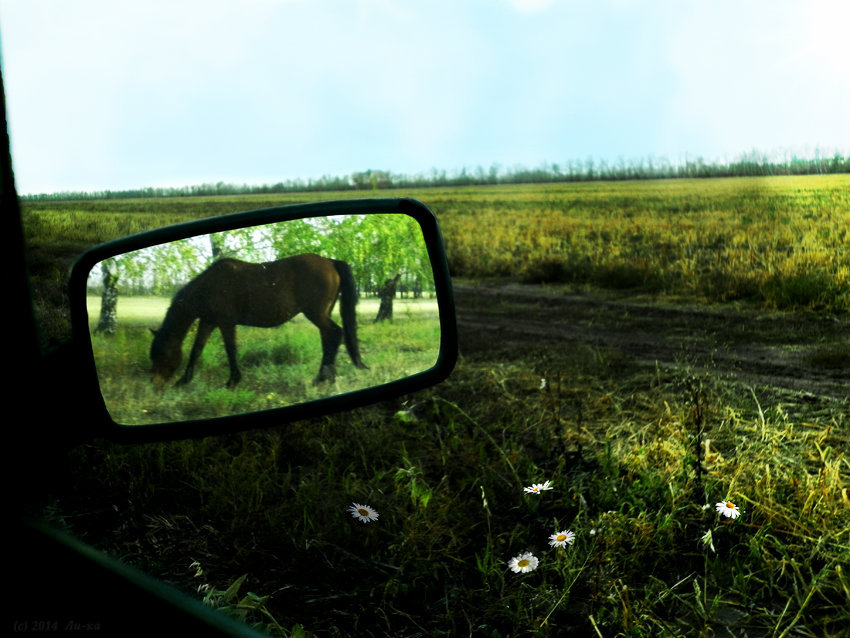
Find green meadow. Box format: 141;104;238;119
87;295;441;425
26;174;849;315
433;175;849;312
22;174;849;636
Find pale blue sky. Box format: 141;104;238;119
1;0;848;195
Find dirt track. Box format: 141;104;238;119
453;281;849;403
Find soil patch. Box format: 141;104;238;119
453;280;849;403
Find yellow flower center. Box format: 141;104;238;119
517;559;529;568
358;508;370;516
725;501;735;509
556;534;567;542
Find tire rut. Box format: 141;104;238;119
452;282;849;402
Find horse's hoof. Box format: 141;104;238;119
313;365;336;384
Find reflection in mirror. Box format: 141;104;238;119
84;213;441;425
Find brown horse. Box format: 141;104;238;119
150;253;367;390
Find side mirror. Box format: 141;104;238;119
68;198;457;442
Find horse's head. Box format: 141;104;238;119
149;327;181;390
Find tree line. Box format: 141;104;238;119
90;213;434;333
23;152;850;201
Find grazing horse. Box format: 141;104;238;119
150;253;367;390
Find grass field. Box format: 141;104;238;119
21;175;850;636
86;295;441;424
433;175;849;312
25;174;850;320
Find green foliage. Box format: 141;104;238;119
191;563;305;637
394;446;434;508
81;212;433;302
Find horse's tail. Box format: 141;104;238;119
333;259;368;369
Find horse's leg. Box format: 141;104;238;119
177;320;214;386
219;324;242;388
306;312;343;384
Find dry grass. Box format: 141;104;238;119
434;176;850;311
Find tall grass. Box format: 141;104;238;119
435;176;850;312
52;343;849;636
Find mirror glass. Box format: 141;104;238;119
83;213;441;425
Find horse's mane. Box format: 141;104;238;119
153;279;199;348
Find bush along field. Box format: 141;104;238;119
21;174;850;636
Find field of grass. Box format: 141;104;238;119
24;175;850;325
87;295;441;425
21;175;850;636
432;175;850;312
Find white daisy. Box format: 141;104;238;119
524;480;554;494
548;530;575;547
715;500;741;519
508;552;539;573
347;502;379;523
